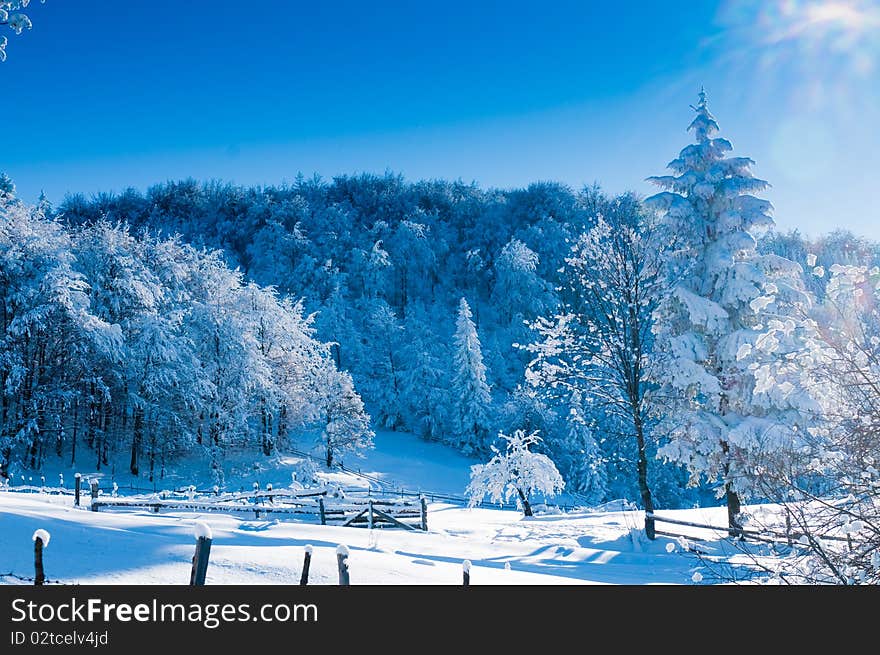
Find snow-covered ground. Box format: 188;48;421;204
2;493;749;585
0;431;757;585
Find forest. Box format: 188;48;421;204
3;93;880;530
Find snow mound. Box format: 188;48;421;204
193;521;213;541
32;529;51;547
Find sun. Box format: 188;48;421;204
765;0;880;48
712;0;880;109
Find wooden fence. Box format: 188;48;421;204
86;483;428;530
645;511;854;547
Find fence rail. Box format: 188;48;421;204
645;511;854;546
90;490;428;529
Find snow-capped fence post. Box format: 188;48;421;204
189;522;213;586
32;530;50;586
336;544;350;585
74;473;81;507
300;545;313;586
462;559;471;586
367;500;374;529
318;496;326;525
420;496;428;531
89;479;99;510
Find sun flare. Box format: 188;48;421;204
767;0;880;45
714;0;880;109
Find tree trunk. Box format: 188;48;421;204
0;446;10;481
260;402;273;456
55;413;64;457
726;482;742;537
101;405;110;466
516;487;533;517
326;446;333;469
86;382;97;449
634;414;656;540
719;438;742;536
130;407;143;476
70;400;78;467
148;432;157;483
277;406;288;446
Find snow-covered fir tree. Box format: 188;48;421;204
451;297;492;454
465;429;564;517
562;390;607;504
646;90;810;532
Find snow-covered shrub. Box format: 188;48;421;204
465;429;564;517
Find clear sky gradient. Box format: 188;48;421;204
3;0;879;239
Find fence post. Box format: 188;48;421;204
90;479;99;511
367;500;374;529
74;473;81;507
462;559;471;586
420;495;428;531
32;530;50;586
336;544;350;586
190;522;213;586
319;496;326;525
300;544;312;586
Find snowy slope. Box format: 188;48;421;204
11;431;476;498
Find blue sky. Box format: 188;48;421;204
3;0;879;239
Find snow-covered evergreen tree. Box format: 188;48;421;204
451;297;492;454
465;429;564;516
562;390;607;504
397;302;452;441
0;172;14;197
646;90;810;532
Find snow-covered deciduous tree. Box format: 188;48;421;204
317;367;374;468
450;297;492;454
725;261;878;584
0;1;44;62
525;192;670;536
466;429;563;516
0;189;112;477
0;179;363;484
492;238;549;325
646;90;810;533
